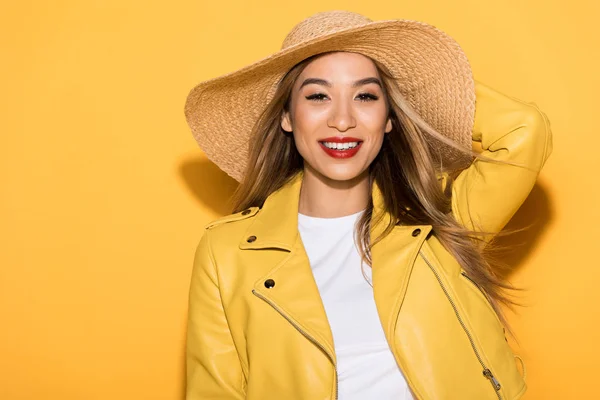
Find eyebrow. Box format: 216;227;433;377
299;77;382;89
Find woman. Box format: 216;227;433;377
183;10;552;400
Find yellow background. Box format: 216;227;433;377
1;1;597;398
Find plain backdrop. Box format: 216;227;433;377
1;1;598;399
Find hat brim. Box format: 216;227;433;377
184;19;475;183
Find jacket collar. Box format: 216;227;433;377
238;170;304;251
239;169;398;251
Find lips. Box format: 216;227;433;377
318;136;363;159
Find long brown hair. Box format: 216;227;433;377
230;51;532;341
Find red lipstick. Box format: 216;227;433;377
318;136;363;159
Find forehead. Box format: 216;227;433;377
299;51;379;80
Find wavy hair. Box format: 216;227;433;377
230;51;531;341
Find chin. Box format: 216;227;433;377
317;166;366;182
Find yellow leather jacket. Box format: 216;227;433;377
186;81;553;400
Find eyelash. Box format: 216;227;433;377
305;92;379;102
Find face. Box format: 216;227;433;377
281;51;392;182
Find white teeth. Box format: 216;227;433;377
322;141;359;150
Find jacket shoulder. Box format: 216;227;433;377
203;206;260;230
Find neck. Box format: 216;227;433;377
298;165;370;218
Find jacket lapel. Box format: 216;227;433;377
239;170;432;363
369;191;432;345
241;171;337;362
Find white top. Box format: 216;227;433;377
298;209;414;400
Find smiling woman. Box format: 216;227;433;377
280;52;392;197
183;10;552;400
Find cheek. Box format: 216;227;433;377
368;110;389;149
293;106;324;133
290;106;324;150
362;114;387;144
365;134;385;159
365;106;389;130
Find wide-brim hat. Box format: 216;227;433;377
184;10;475;183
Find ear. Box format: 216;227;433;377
281;111;292;133
385;117;392;133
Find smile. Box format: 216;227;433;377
318;140;363;159
321;141;360;150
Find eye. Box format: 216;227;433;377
305;93;328;102
357;93;379;102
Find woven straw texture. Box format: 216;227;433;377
184;10;475;183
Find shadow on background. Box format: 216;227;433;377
179;157;240;215
491;181;554;280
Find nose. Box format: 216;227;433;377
327;98;357;131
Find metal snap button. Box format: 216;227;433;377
412;228;421;237
246;235;257;243
241;209;251;215
264;279;275;288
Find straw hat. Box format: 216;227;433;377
184;10;475;183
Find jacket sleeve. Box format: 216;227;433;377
186;228;245;399
449;80;553;239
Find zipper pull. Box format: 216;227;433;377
483;368;501;391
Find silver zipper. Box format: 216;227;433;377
252;289;338;400
419;250;502;399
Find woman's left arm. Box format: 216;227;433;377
448;80;553;239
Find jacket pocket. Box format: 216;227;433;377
419;250;504;399
459;271;506;339
460;272;528;385
452;268;528;399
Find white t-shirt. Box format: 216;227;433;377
298;209;414;400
